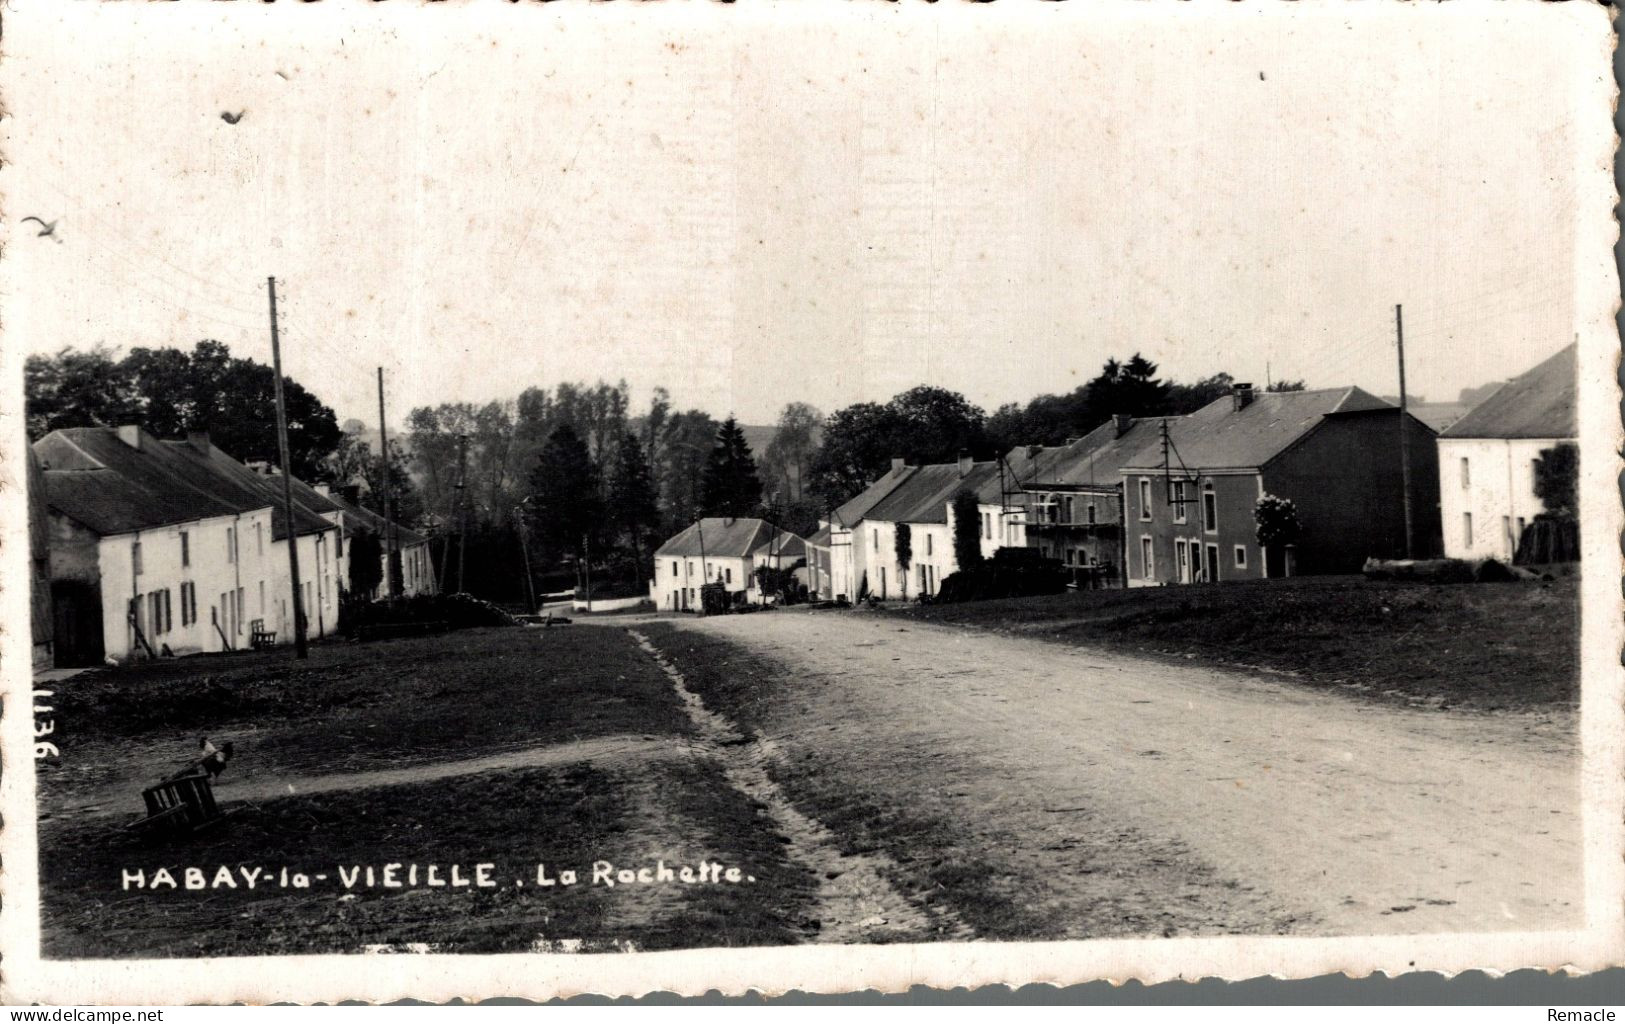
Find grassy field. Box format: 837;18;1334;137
888;576;1580;710
37;627;819;958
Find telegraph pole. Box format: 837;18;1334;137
267;277;308;659
1395;303;1415;559
376;367;399;603
454;433;470;593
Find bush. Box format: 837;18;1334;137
935;548;1069;604
346;593;517;633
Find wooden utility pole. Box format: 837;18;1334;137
454;433;470;593
377;367;399;603
1395;303;1415;559
267;277;308;659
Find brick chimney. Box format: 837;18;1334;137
957;450;973;478
1231;383;1255;411
187;430;211;454
116;425;142;450
1113;414;1133;438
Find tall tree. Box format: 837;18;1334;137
701;417;765;518
761;401;823;502
527;424;602;564
654;409;720;531
24;345;142;438
608;431;661;571
1534;442;1579;519
952;490;984;571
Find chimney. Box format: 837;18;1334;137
891;457;906;472
1231;382;1255;411
313;483;332;498
1113;414;1133;438
957;449;973;478
116;425;142;450
187;430;211;454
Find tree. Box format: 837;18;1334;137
701;417;764;518
761;402;823;502
1533;442;1579;519
527;424;603;564
894;522;913;598
609;431;661;570
346;529;384;598
806;386;989;511
1166;372;1236;415
652;408;720;534
24;345;142;438
1266;379;1307;392
952;490;984;571
887;386;989;466
1254;494;1303;548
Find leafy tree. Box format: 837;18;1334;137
346;528;384;598
952;490;984;570
1534;442;1579;519
761;402;823;502
1254;493;1303;549
888;386;989;466
527;424;603;564
701;417;764;518
24;345;143;438
1166;372;1237;414
648;407;719;534
806;387;988;510
894;522;913;598
1266;379;1307;393
609;431;661;570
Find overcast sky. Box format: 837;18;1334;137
5;2;1603;429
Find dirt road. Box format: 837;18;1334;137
653;609;1580;936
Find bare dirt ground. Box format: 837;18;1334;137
645;608;1581;937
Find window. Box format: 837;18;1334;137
1140;536;1154;579
672;560;679;577
149;593;161;635
255;522;264;555
180;582;192;627
259;580;266;613
925;534;933;556
1502;515;1512;549
1463;512;1474;547
1173;481;1188;524
1202;488;1218;532
1460;457;1471;489
180;531;190;567
132;541;143;576
725;567;732;584
236;588;245;632
1138;479;1153;520
872;528;879;552
1064;496;1075;524
1234;545;1247;569
1531;459;1540;496
982;512;991;539
227;527;237;564
1086;503;1097;525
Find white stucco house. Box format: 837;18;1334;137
34;426;342;665
652;517;797;612
1436;344;1576;561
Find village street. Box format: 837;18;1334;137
644;609;1581;937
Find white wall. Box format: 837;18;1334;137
1437;437;1565;560
651;553;753;611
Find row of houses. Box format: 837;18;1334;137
651;517;807;611
30;425;437;667
794;344;1574;602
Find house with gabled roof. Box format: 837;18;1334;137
33;425;343;664
1120;383;1440;585
994;414;1168;584
849;453;1001;601
1436;344;1577;561
822;460;914;603
652;517;803;611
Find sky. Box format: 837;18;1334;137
5;2;1605;430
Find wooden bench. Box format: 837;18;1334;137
126;774;230;841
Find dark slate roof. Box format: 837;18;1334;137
804;525;832;548
1440;344;1577;440
319;490;429;548
829;464;915;530
182;443;338;540
1406;403;1471;433
751;532;806;562
865;461;1000;525
1001;417;1169;495
33;427;337;539
656;517;774;558
1121;387;1396;473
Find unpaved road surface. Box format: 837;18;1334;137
660;609;1580;936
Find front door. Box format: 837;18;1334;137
1176;541;1190;583
1204;543;1220;583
